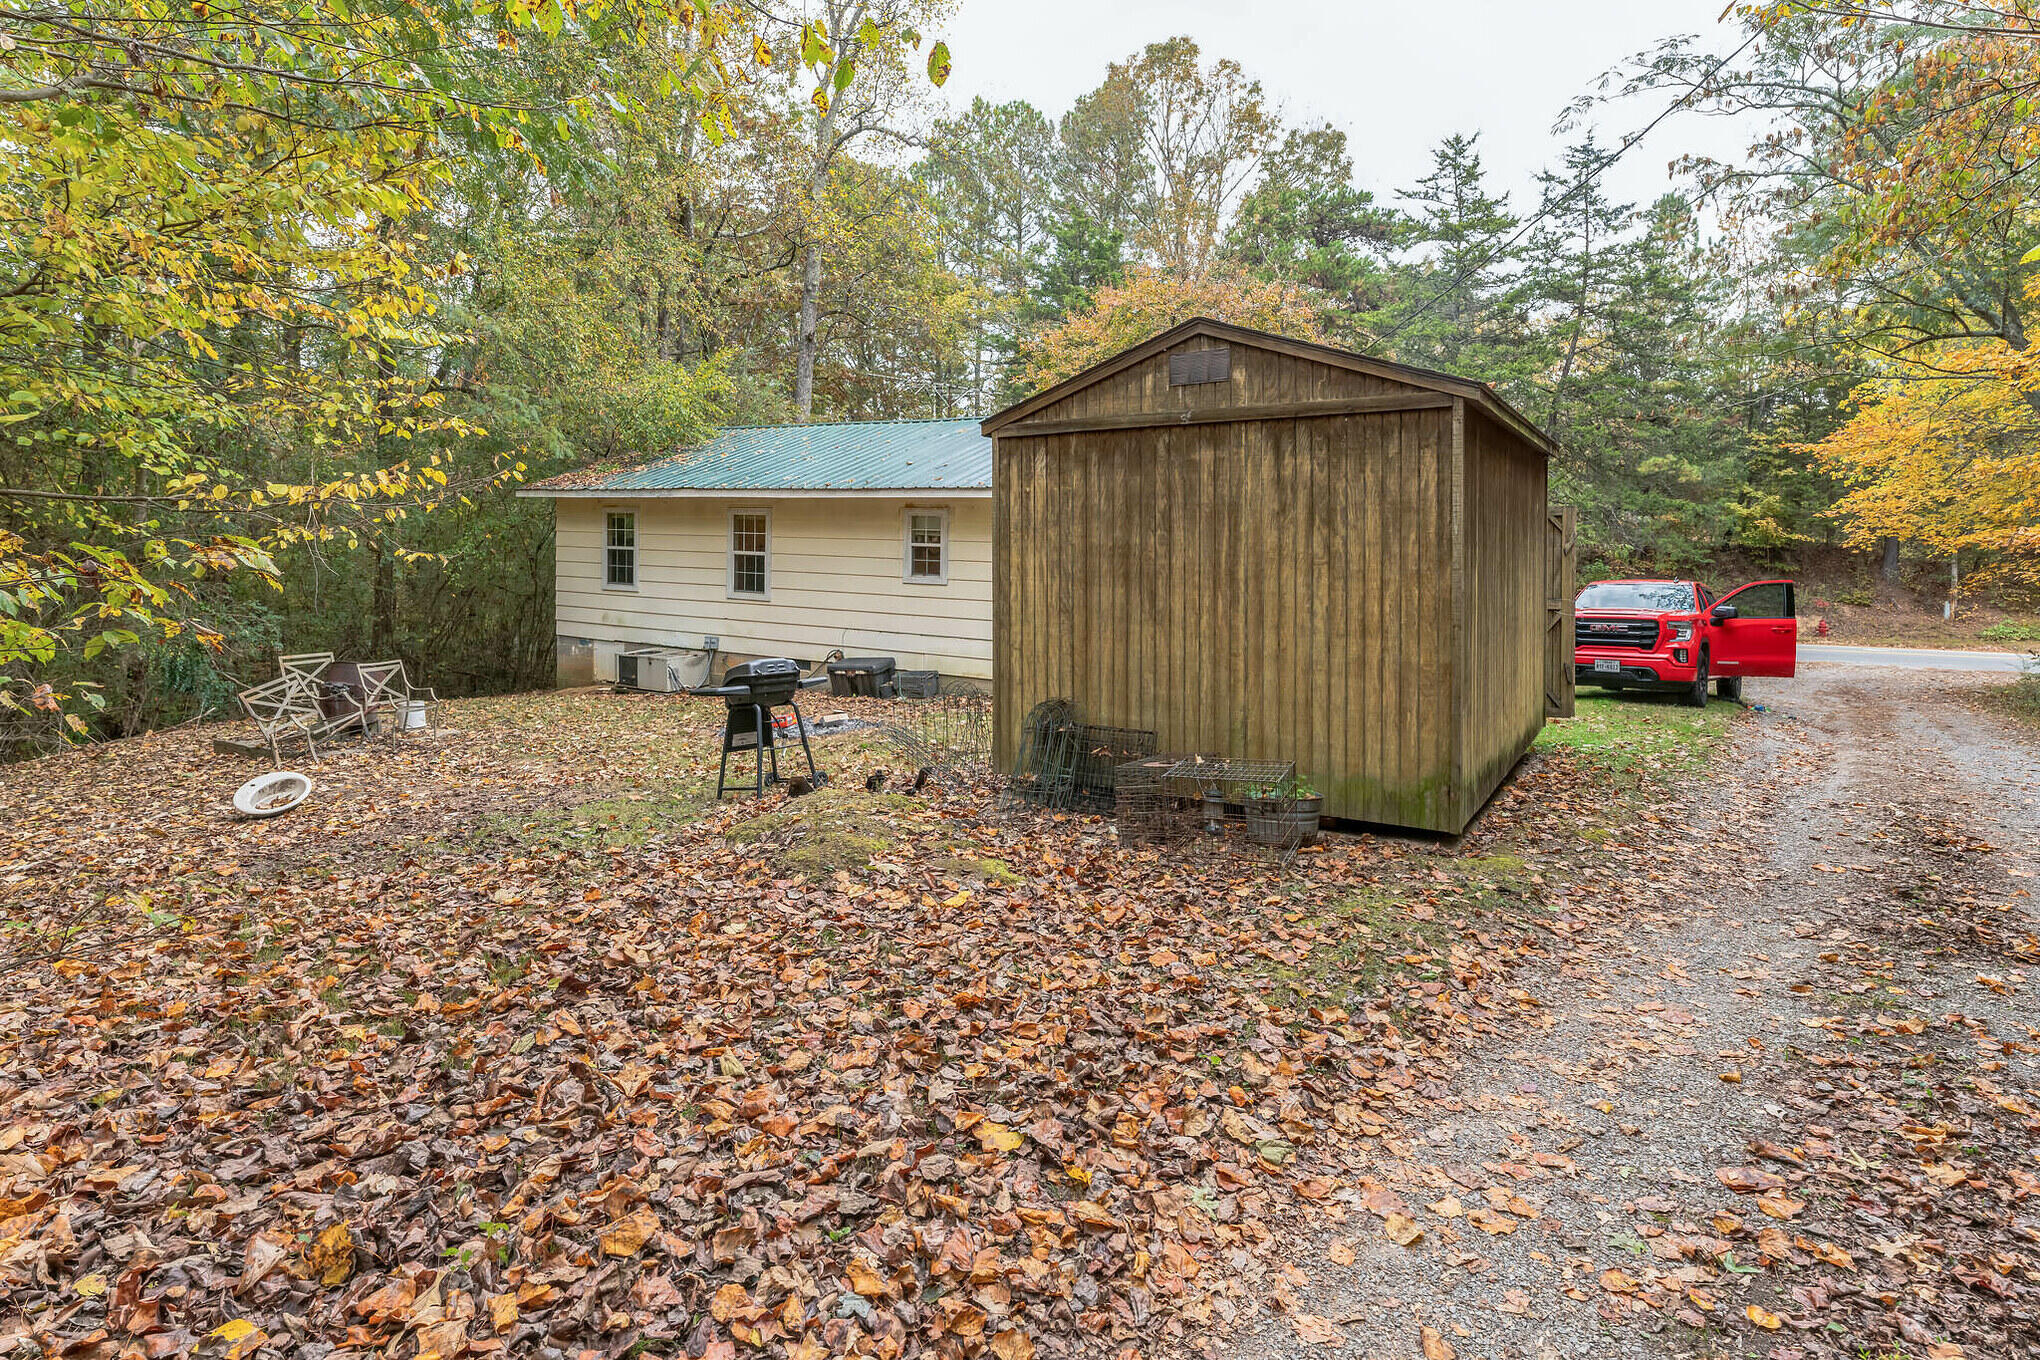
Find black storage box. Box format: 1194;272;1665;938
897;670;940;699
827;656;898;698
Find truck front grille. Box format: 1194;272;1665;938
1575;618;1660;650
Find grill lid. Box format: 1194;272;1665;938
722;658;802;687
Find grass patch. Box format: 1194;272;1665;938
485;784;709;850
1978;621;2040;643
1981;670;2040;729
725;789;913;877
1534;691;1737;777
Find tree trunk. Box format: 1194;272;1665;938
1879;535;1900;580
794;234;823;420
371;533;396;655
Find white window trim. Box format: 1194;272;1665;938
602;508;638;592
727;507;771;601
902;506;950;586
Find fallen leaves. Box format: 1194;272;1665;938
1745;1303;1784;1330
0;687;1795;1360
1419;1323;1456;1360
1291;1313;1345;1347
1381;1211;1425;1246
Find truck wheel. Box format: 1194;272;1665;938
1714;675;1742;703
1683;652;1709;708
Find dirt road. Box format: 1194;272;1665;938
1234;666;2040;1360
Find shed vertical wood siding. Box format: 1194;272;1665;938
991;329;1551;834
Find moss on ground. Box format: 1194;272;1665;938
483;784;709;850
725;789;914;877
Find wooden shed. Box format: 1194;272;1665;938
982;318;1568;835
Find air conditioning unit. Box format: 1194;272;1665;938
616;647;706;693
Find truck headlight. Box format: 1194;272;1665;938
1669;622;1694;642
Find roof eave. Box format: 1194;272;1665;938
516;486;993;499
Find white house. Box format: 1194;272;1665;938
519;420;993;687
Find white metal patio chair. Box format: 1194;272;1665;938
355;659;438;731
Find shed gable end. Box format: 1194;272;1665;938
1011;332;1436;432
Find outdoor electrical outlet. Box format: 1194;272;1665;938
703;636;720;650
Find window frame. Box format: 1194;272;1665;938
602;509;638;591
727;507;771;601
901;506;950;586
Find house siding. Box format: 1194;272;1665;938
553;496;993;682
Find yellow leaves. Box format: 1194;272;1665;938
599;1205;658;1257
977;1121;1023;1153
1745;1303;1784;1330
209;1318;268;1358
306;1222;354;1286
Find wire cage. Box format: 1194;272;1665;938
1003;700;1155;813
1057;724;1157;812
1160;756;1296;825
1114;754;1194;844
874;693;994;780
1003;698;1081;809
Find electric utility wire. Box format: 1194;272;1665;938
1369;27;1765;353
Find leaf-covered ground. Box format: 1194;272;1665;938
1;687;1736;1360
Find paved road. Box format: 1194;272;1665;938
1801;642;2031;671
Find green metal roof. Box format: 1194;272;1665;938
525;419;990;495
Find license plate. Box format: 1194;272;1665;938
1593;658;1620;674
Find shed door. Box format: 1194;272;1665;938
1545;506;1577;718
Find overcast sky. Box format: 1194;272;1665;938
933;0;1757;219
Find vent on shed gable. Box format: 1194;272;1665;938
1168;347;1232;386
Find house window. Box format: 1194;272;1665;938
729;510;769;598
604;511;636;588
904;509;948;584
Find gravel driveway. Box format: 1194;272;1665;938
1222;667;2040;1360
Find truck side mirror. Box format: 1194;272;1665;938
1710;603;1738;622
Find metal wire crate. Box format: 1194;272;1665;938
1058;724;1156;812
1003;698;1081;809
1114;754;1193;844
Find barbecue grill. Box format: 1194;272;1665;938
690;658;829;798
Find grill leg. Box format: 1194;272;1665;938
751;704;767;797
716;731;733;800
788;701;820;782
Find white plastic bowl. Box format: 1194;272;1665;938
233;770;314;818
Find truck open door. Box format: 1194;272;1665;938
1708;579;1797;678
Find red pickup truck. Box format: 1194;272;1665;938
1574;578;1798;706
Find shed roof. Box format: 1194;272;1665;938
980;318;1557;457
518;419;992;498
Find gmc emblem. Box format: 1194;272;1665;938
1590;623;1621;631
